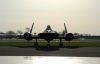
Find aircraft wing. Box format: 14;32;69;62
57;35;77;39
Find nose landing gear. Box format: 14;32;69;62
47;41;50;48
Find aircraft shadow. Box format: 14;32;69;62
15;46;82;50
35;46;60;51
15;46;34;48
61;46;82;49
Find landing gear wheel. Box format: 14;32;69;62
34;43;38;47
59;43;63;47
47;44;50;48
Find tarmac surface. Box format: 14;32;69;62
0;46;100;57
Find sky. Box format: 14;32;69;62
0;0;100;35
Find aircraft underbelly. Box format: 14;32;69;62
38;33;59;41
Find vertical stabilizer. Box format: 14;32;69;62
64;23;68;33
30;23;34;33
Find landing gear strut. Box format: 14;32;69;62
27;40;29;43
34;39;38;47
47;41;50;48
59;39;63;47
68;41;70;44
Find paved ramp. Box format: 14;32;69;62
0;46;100;57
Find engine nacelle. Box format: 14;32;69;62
65;33;74;41
24;33;32;41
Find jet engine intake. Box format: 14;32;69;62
65;33;74;41
24;33;32;40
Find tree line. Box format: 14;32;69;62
0;28;98;39
0;27;30;39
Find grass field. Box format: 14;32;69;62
0;40;100;47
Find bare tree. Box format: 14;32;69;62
0;32;5;39
6;30;16;36
25;27;30;33
16;30;23;35
0;32;5;35
73;33;79;36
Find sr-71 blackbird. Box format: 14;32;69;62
20;23;76;47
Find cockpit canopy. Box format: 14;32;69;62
44;25;53;33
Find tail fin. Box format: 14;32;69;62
30;23;34;33
64;23;68;33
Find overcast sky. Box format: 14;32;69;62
0;0;100;35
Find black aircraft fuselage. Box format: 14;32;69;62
20;23;75;47
38;32;59;42
38;25;59;42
